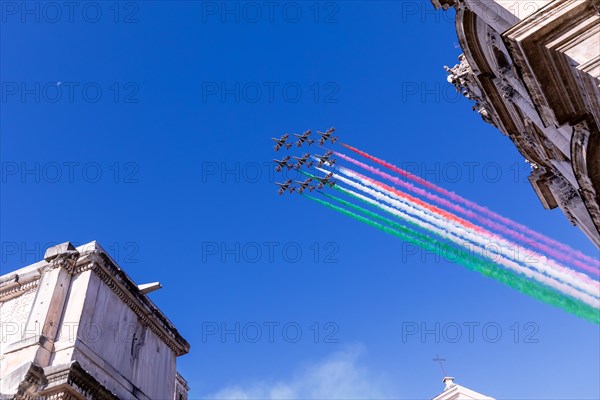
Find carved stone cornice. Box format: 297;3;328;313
41;362;119;400
44;251;79;275
13;364;46;400
0;280;38;302
10;362;119;400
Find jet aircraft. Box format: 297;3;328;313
314;172;337;189
315;150;336;167
276;179;295;195
272;134;293;151
295;178;315;194
273;156;292;172
317;127;339;145
293;153;314;170
294;130;315;147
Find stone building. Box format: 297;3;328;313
432;0;600;248
0;241;190;399
432;377;495;400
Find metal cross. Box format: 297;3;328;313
432;354;447;376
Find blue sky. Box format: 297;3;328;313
1;1;599;399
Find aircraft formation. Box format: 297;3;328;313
272;128;339;195
272;130;600;324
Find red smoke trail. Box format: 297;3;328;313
344;168;486;236
340;142;600;270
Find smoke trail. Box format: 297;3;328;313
335;151;598;277
308;159;484;233
340;143;600;269
335;166;600;297
318;168;599;308
334;151;598;277
304;194;600;324
320;190;421;234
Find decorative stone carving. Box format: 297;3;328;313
445;54;496;126
45;251;79;275
496;79;515;100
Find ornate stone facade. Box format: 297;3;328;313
432;0;600;248
0;242;190;399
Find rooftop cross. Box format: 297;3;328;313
432;354;447;376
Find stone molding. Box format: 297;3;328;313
9;362;119;400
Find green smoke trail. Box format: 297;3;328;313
304;194;600;324
320;190;414;233
305;169;426;235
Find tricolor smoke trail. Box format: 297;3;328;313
339;143;600;271
334;151;599;276
315;167;599;309
303;194;600;324
293;141;599;323
332;166;600;298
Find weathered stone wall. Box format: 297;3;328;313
0;288;37;388
0;289;36;344
71;271;178;399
